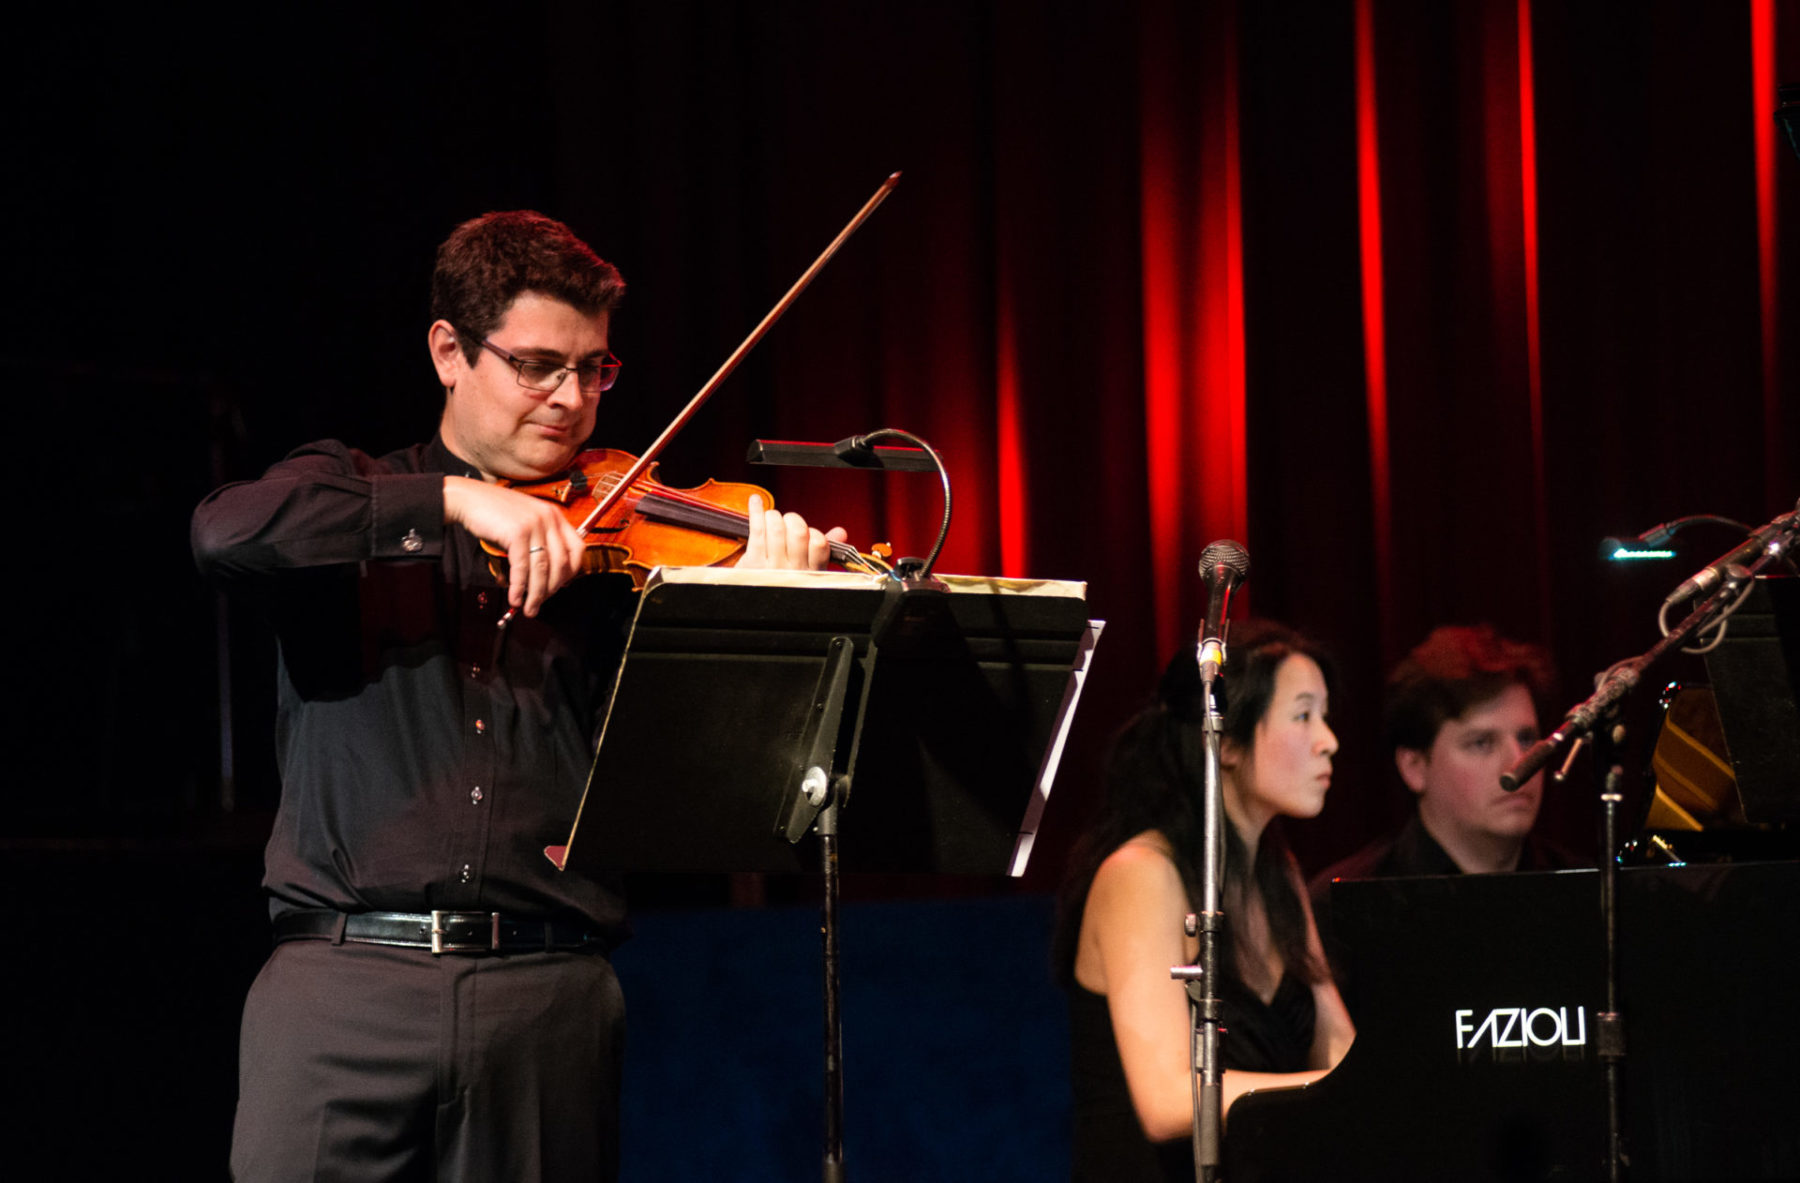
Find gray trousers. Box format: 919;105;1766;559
230;938;625;1182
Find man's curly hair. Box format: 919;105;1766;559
1385;624;1554;754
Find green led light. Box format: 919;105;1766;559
1608;548;1676;561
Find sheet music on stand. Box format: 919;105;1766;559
551;565;1102;877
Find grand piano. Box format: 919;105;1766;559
1227;578;1800;1182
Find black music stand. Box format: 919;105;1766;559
551;566;1101;1182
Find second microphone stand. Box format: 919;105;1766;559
1500;505;1798;1182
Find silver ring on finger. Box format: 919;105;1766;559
528;545;547;554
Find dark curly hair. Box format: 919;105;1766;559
1054;620;1336;987
430;211;626;364
1385;624;1553;755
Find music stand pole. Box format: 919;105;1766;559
780;632;859;1183
819;792;847;1183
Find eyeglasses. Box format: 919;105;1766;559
473;336;622;394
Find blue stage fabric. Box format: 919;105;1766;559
613;893;1069;1182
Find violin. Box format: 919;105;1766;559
483;448;887;589
481;173;903;607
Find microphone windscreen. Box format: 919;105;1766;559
1198;539;1250;581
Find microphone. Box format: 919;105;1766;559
1196;540;1250;684
1662;503;1800;610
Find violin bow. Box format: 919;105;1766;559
575;172;902;537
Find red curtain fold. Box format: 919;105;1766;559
1140;0;1251;661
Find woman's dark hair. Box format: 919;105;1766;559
1054;620;1336;987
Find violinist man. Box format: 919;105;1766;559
193;210;844;1183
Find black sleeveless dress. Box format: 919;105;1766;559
1068;968;1315;1181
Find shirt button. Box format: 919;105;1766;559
477;591;489;609
471;786;484;804
401;528;423;553
459;864;472;883
470;664;481;678
474;719;486;734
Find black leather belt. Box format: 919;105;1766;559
273;909;609;955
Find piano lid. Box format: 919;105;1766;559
1698;576;1800;824
1225;862;1800;1182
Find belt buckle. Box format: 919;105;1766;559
430;910;501;955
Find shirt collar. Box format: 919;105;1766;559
428;433;483;481
1396;812;1465;876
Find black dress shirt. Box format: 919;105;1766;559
1310;811;1579;888
193;435;634;937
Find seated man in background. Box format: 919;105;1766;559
1308;624;1580;1010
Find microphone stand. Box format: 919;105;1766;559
1173;656;1229;1183
1504;504;1800;793
1502;507;1797;1182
